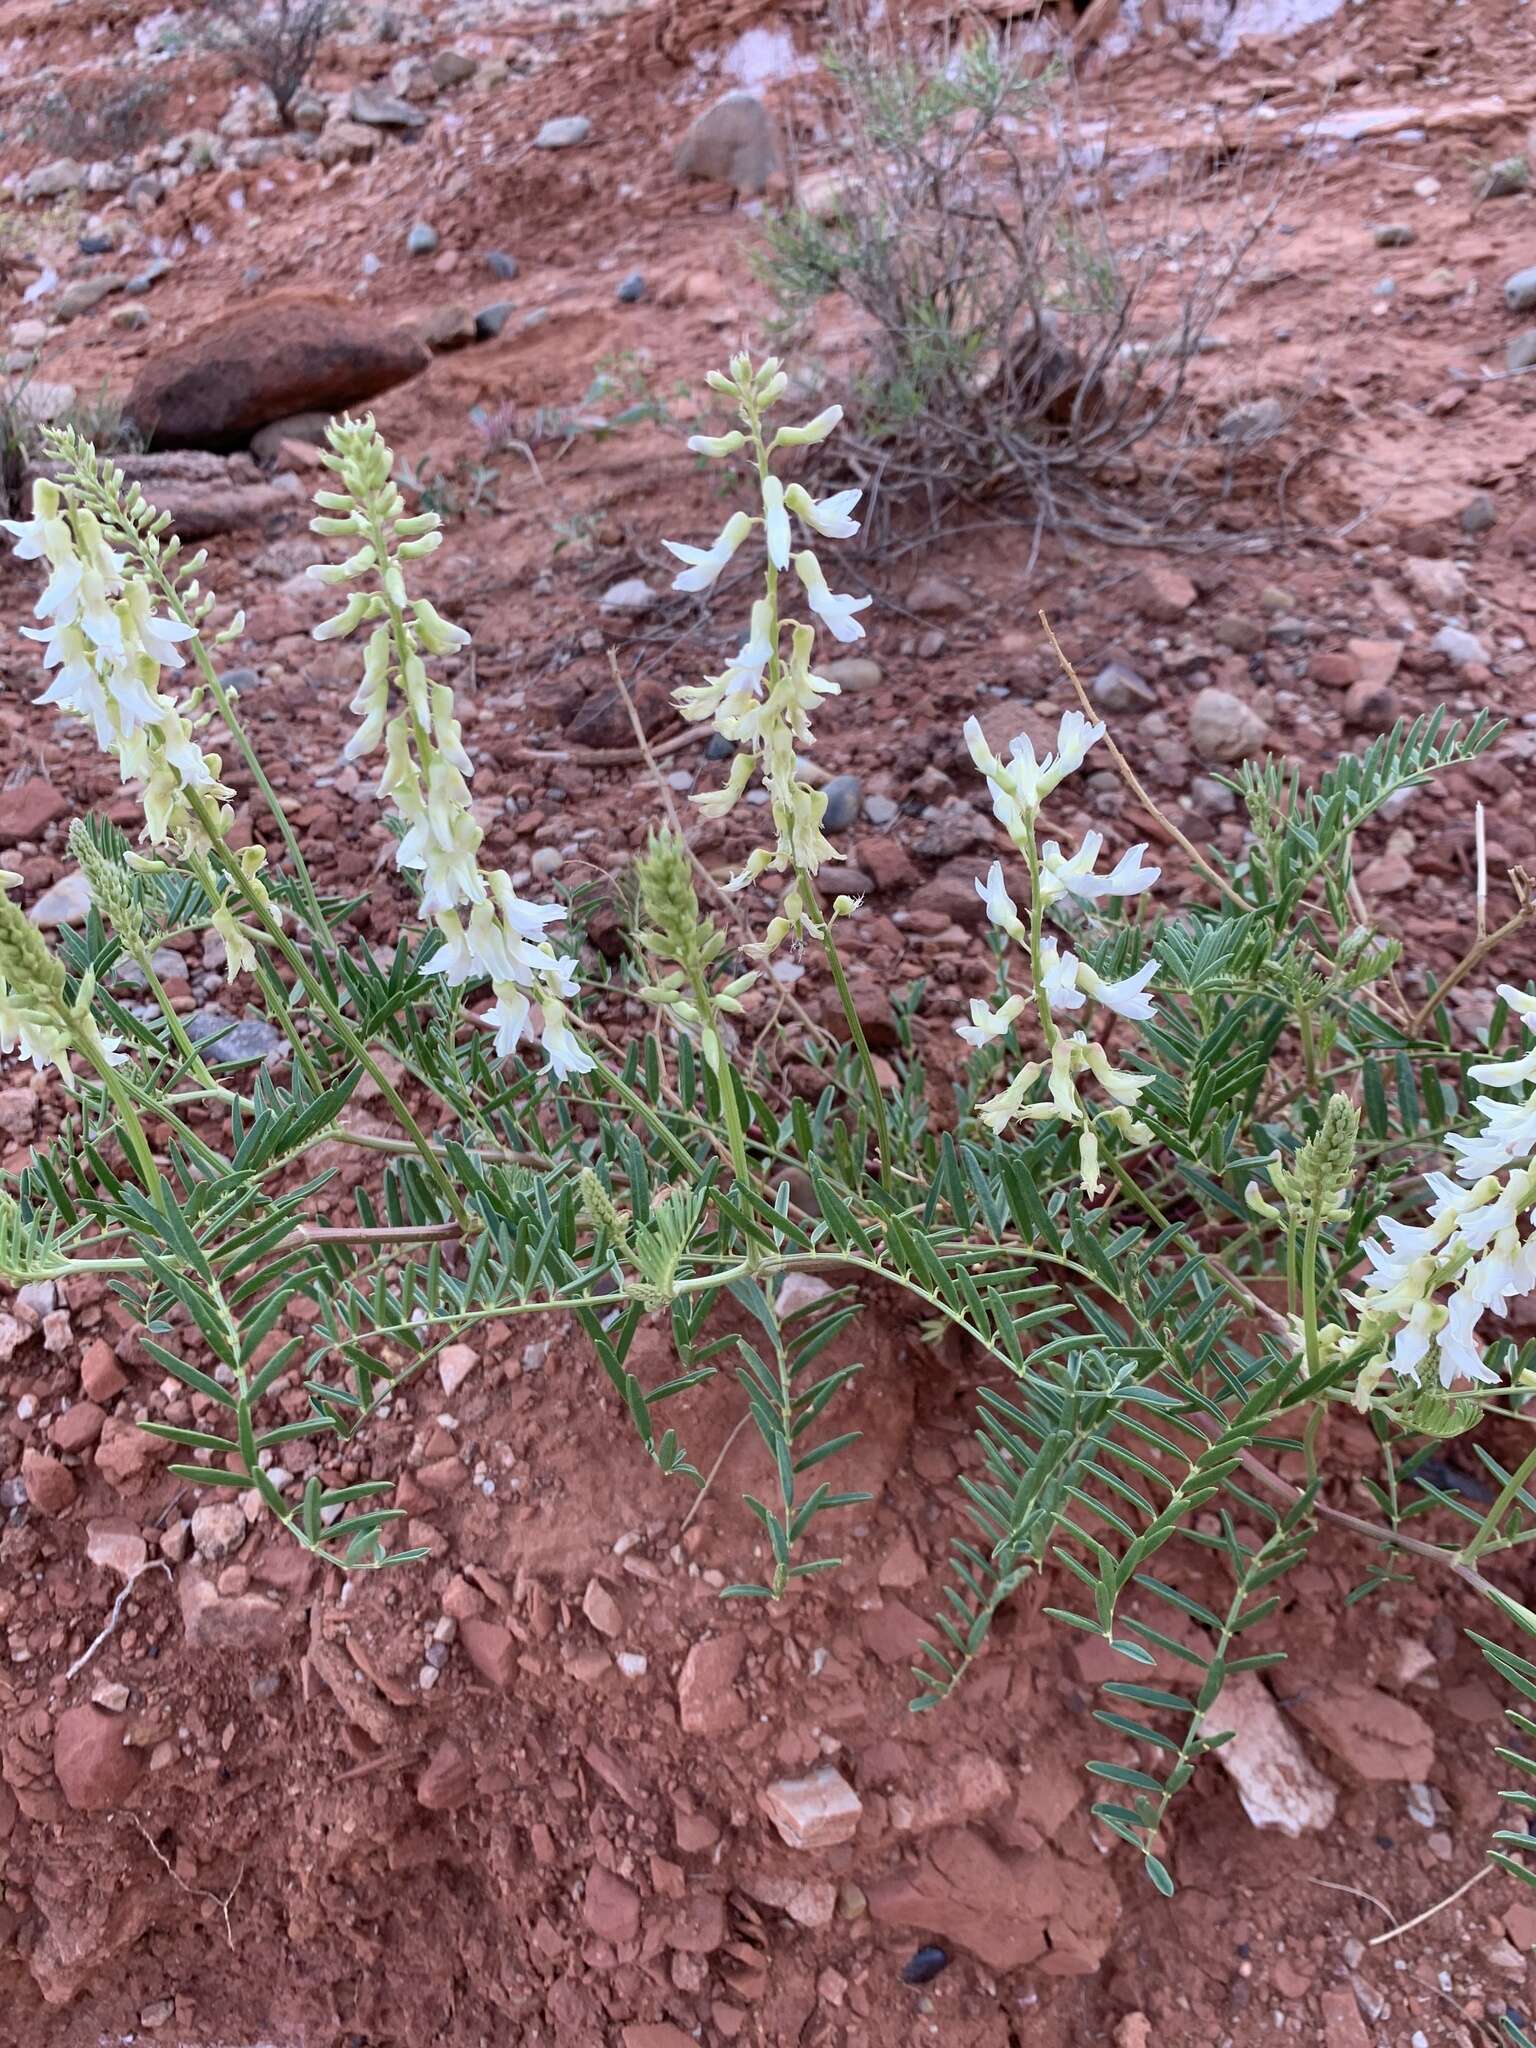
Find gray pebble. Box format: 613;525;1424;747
821;774;862;832
1432;624;1489;668
1506;265;1536;314
535;116;590;149
407;222;439;257
616;271;645;302
1371;222;1415;247
863;793;898;827
185;1009;282;1061
1508;330;1536;373
1090;660;1156;713
475;300;515;339
1190;774;1237;818
485;250;518;280
1461;494;1497;536
1478;156;1528;201
124;256;173;297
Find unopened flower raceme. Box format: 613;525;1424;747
311;415;590;1078
954;708;1160;1198
1;471;274;982
669;354;870;950
1352;985;1536;1397
0;869;125;1078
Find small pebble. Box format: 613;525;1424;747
616;271;645;302
406;222;439;257
534;116;591;149
485;250;518;280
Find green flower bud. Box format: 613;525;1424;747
635;830;716;981
579;1166;629;1248
68;819;144;946
1269;1093;1359;1220
0;887;67;1013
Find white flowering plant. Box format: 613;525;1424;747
5;352;1536;1900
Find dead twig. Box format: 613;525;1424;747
1299;1872;1396;1922
66;1560;171;1680
511;726;702;769
682;1414;754;1532
1407;868;1534;1038
126;1815;244;1950
1367;1863;1494;1946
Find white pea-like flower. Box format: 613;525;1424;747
956;994;1026;1048
761;474;791;570
772;404;843;449
792;550;869;643
1353;982;1536;1398
5;473;234;883
1040;833;1160;906
784;484;862;540
976;861;1027;943
664;509;754;593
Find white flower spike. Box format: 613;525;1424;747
667;353;869;951
1353;983;1536;1397
312;414;590;1080
952;685;1158;1198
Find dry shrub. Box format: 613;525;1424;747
34;77;170;159
758;31;1297;559
200;0;348;127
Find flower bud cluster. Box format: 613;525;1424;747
0;871;121;1077
311;416;590;1079
632;829;758;1054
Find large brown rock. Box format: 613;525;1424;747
673;91;777;194
53;1704;143;1812
866;1823;1119;1974
126;293;429;450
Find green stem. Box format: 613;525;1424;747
1461;1442;1536;1567
797;869;894;1194
692;979;753;1204
182;794;475;1232
81;1031;162;1202
1299;1007;1319;1093
1021;830;1059;1051
1300;1207;1323;1380
600;1065;705;1181
131;945;219;1088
